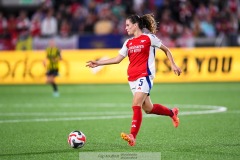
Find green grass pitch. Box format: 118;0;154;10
0;82;240;160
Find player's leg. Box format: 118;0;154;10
131;92;148;137
142;96;180;128
51;76;59;96
121;92;148;146
142;96;153;113
47;73;59;96
121;77;150;146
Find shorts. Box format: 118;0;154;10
46;69;59;76
128;76;153;95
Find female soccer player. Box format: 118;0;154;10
86;14;182;146
43;39;62;97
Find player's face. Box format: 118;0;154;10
49;39;56;47
125;19;137;35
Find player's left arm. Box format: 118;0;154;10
43;49;48;68
160;44;182;76
149;34;182;76
57;49;62;61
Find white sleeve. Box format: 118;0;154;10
119;39;129;57
148;34;162;48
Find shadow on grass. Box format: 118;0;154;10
0;144;123;158
0;149;76;157
0;142;167;158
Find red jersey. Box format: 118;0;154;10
119;34;162;81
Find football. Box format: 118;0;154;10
68;130;86;148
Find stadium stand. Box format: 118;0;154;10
0;0;239;50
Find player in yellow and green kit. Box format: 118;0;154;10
43;40;62;97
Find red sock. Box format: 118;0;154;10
130;106;142;138
150;104;173;116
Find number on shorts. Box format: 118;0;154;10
139;79;144;86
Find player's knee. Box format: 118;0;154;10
46;78;53;84
132;102;143;107
143;109;151;114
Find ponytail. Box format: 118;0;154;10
127;14;157;34
141;14;157;34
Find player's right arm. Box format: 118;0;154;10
43;48;49;68
86;39;128;68
86;54;125;68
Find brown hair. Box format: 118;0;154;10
127;14;157;34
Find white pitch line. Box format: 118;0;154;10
0;103;130;108
0;111;131;116
0;105;227;117
0;103;227;108
0;115;133;123
0;105;227;123
222;110;240;113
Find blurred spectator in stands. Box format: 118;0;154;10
43;0;54;9
227;12;239;46
94;18;114;35
0;12;7;36
158;9;173;37
60;19;71;37
41;9;57;37
57;3;72;21
157;10;177;47
238;8;240;34
30;16;41;37
64;5;74;21
208;1;219;21
55;11;63;33
94;4;114;35
0;0;239;50
158;36;176;48
228;0;238;14
0;12;13;50
178;0;193;27
70;3;89;34
215;11;232;35
71;10;83;34
32;8;45;22
155;0;170;21
200;15;216;37
226;0;239;46
16;11;30;38
229;13;238;34
176;25;194;48
191;15;204;37
88;1;97;14
159;9;183;40
16;11;32;50
81;12;96;34
69;0;81;15
7;14;17;35
0;31;13;50
58;3;66;14
133;0;145;15
112;0;126;20
116;18;126;34
121;0;134;15
196;3;208;21
7;14;18;48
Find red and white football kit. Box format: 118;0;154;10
119;34;162;94
118;34;179;144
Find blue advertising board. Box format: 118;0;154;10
78;34;124;49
